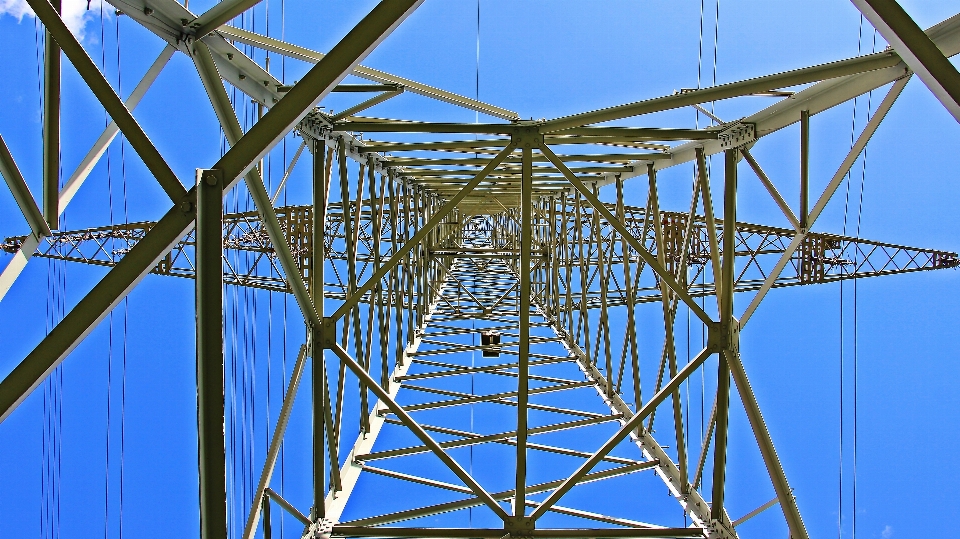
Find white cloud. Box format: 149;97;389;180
882;525;894;539
0;0;107;42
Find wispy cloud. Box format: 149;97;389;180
0;0;107;42
882;525;894;539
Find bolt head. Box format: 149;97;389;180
203;173;218;186
179;200;193;213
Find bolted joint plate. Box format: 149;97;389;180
706;319;740;354
708;518;738;539
307;518;335;539
319;317;338;349
503;516;536;538
718;122;755;150
510;124;544;148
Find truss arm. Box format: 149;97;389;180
516;141;533;517
740;74;910;326
540;51;901;131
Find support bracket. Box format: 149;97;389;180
319;317;338;349
510;124;544;148
706;320;739;354
718;122;755;150
503;516;535;538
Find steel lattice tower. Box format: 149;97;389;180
1;1;959;539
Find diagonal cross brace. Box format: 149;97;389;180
852;0;960;122
25;0;186;203
539;143;713;326
327;342;511;521
330;142;518;321
193;39;320;327
528;346;715;521
0;0;425;424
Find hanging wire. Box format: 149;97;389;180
840;16;875;539
279;0;288;536
116;14;130;538
694;0;719;496
38;13;65;539
100;4;114;538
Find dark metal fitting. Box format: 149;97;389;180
178;200;193;213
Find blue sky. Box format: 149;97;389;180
1;1;959;539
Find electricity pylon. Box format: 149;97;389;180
1;2;959;539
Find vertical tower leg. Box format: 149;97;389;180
711;149;738;524
42;0;61;230
313;138;328;519
196;169;226;539
515;135;532;518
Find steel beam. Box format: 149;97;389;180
192;0;263;37
196;169;226;539
331;88;405;122
193;39;320;327
329;527;703;538
740;148;800;230
515;137;533;519
0;135;51;239
711;150;738;524
852;0;960;122
215;25;520;120
42;0;61;230
799;109;810;228
312;138;329;520
541;51;901;131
